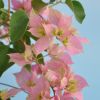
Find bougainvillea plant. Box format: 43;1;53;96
0;0;88;100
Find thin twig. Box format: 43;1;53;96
0;83;28;94
0;83;20;89
51;86;55;97
8;0;10;21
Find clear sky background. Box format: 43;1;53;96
0;0;100;100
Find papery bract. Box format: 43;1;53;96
48;44;73;65
12;0;32;13
32;36;52;56
14;67;50;99
41;7;85;55
0;1;88;100
0;89;20;100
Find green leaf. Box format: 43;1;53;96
0;9;8;22
31;0;47;11
50;0;56;3
23;31;31;45
66;0;85;23
37;54;44;64
13;40;25;53
66;0;74;10
24;64;31;72
30;34;38;41
0;44;14;77
0;0;4;9
26;31;38;41
10;10;29;42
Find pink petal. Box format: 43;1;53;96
23;0;32;12
48;44;65;56
58;15;72;29
32;64;42;75
29;12;42;28
12;0;22;10
8;89;21;98
73;92;83;100
59;53;73;65
42;23;56;36
75;75;88;91
60;93;74;100
67;36;83;55
14;68;32;92
33;36;52;55
61;77;68;88
28;28;41;38
79;37;89;44
8;53;28;66
12;0;32;12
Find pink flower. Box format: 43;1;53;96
29;12;55;55
14;67;50;99
41;7;85;55
64;74;88;94
41;7;72;41
9;53;29;66
9;44;34;66
29;13;44;38
65;35;83;55
74;75;88;91
12;0;32;12
48;44;73;65
45;59;71;87
29;12;55;38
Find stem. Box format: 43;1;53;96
51;86;55;97
8;0;10;21
0;83;28;94
0;83;20;89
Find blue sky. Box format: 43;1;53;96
0;0;100;100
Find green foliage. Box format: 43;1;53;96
31;0;47;11
0;9;8;22
50;0;56;3
0;0;4;9
10;10;29;42
0;44;14;77
13;40;25;53
23;31;31;45
24;64;32;72
36;54;44;64
66;0;85;23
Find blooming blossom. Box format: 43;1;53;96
14;67;50;99
41;7;86;55
9;44;34;66
0;1;88;99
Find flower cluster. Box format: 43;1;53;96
0;0;88;100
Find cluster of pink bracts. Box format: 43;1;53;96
0;0;88;100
